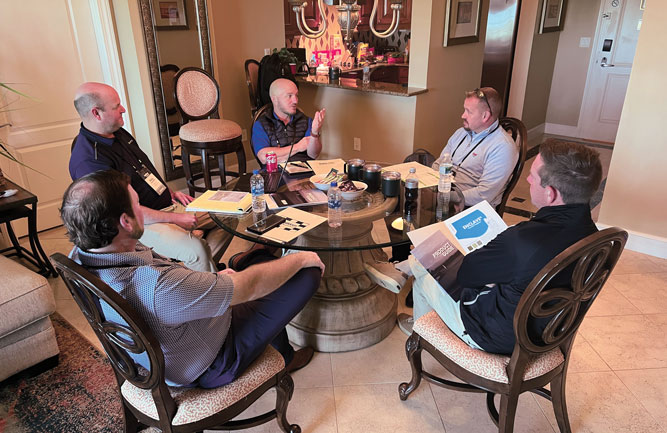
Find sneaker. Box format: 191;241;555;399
364;261;408;294
397;313;414;336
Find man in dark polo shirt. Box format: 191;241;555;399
69;82;219;272
251;78;325;166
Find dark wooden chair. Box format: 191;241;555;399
403;148;436;166
398;227;628;433
174;67;246;195
496;117;528;217
245;59;260;121
50;253;301;433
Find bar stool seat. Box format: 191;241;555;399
179;118;241;143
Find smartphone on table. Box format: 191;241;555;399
246;214;286;235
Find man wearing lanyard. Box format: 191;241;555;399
69;82;220;273
438;87;518;208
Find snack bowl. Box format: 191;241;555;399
310;175;331;191
340;181;367;200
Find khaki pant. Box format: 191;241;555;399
139;203;218;273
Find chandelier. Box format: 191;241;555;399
287;0;403;46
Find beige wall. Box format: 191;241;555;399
155;0;202;69
520;17;560;130
545;0;601;127
299;84;416;163
412;0;489;158
208;0;285;163
598;1;667;240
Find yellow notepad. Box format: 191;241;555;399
185;190;252;214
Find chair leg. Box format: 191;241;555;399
236;143;247;175
275;374;301;433
122;403;140;433
217;153;227;188
398;332;424;400
201;149;213;191
498;393;519;433
551;373;572;433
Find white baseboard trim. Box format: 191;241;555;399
527;123;545;143
544;123;580;138
596;223;667;259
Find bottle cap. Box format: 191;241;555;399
331;181;338;187
253;169;259;175
409;167;416;173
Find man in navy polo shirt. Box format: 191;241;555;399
70;82;219;272
251;78;325;166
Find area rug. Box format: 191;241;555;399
0;313;123;433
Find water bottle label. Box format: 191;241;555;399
328;199;342;209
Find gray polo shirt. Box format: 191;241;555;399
440;120;518;207
72;243;234;386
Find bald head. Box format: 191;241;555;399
74;82;125;136
269;79;299;120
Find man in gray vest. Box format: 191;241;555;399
251;78;326;166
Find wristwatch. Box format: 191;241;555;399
310;131;320;138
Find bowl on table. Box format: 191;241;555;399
339;181;367;200
310;175;331;191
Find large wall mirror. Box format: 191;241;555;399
139;0;213;181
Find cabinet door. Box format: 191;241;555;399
284;0;322;38
376;0;411;30
358;0;411;32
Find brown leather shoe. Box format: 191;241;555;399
285;347;314;373
228;243;278;271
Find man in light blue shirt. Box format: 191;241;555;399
438;87;518;208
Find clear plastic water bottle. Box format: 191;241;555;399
250;169;266;213
328;181;342;228
403;167;419;229
438;164;452;194
432;152;452;175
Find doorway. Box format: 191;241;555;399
578;0;644;143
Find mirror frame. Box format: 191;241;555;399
138;0;214;181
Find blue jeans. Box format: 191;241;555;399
197;250;320;388
409;256;483;350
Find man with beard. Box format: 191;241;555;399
60;170;324;387
437;87;518;208
251;78;326;166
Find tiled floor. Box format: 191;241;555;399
31;134;667;432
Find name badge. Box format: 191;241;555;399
138;166;167;195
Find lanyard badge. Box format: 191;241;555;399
138;166;166;195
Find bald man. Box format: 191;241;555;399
251;78;325;166
69;82;220;273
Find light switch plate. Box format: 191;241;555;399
579;37;591;48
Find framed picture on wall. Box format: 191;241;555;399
444;0;483;46
152;0;189;30
538;0;568;34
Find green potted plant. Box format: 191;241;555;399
273;48;299;74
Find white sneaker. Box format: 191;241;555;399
397;313;414;336
364;261;408;294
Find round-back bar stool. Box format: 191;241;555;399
174;67;246;195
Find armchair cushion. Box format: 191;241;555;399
0;255;56;337
414;311;564;384
179;119;242;143
121;345;285;426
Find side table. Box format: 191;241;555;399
0;178;56;277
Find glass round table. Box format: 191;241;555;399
211;179;464;352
